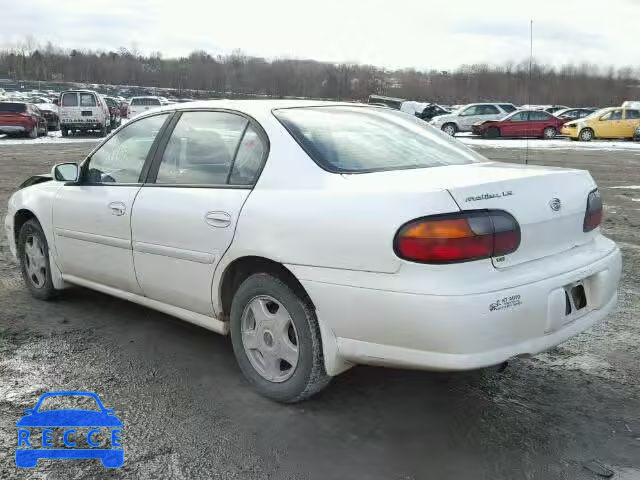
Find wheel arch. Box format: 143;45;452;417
13;208;38;245
216;254;352;376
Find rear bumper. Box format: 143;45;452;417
298;241;621;372
0;125;27;133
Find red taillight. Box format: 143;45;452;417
583;189;603;232
394;210;520;264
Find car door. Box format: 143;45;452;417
528;110;553;136
52;112;172;292
130;109;268;316
596;109;622;138
457;105;483;129
501;111;528;136
622;109;640;138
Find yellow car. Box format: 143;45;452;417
561;107;640;141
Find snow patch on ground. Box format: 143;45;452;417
459;135;640;151
610;185;640;189
0;130;100;145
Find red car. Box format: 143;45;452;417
472;110;567;139
0;102;48;139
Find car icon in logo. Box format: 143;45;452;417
15;391;123;468
549;198;562;211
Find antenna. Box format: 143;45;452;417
526;20;533;165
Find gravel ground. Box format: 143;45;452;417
0;142;639;479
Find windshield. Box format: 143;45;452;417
274;106;486;173
37;395;101;412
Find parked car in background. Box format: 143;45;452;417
4;100;621;402
58;90;110;137
634;125;640;142
561;107;640;141
367;94;404;109
103;96;122;130
27;97;60;131
118;100;129;118
128;96;163;118
472;110;567;139
543;105;569;114
0;102;48;138
417;103;451;121
554;108;596;121
430;103;517;135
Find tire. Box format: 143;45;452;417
61;126;68;137
441;123;457;136
41;123;48;137
28;127;37;139
18;219;58;301
579;128;594;142
485;126;500;139
230;273;331;402
98;124;108;137
542;126;557;139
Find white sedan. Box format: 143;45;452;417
4;100;621;402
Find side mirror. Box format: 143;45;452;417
52;163;79;182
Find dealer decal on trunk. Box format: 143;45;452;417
489;294;522;312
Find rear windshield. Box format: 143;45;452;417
61;93;78;106
0;102;27;113
499;104;516;113
274;106;485;173
131;98;161;106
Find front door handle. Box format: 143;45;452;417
108;201;126;216
205;211;231;228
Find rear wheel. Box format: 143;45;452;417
18;219;58;301
61;126;68;137
230;273;330;402
579;128;594;142
543;126;557;139
441;123;457;136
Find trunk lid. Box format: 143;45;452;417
342;161;596;269
439;162;596;268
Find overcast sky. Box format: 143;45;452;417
2;0;638;71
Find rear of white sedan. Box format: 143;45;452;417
266;105;621;375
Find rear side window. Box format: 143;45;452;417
61;93;78;107
156;111;248;185
274;106;485;173
229;124;267;185
480;105;500;115
530;111;552;121
499;104;516;113
625;110;640;119
79;93;97;107
0;102;26;113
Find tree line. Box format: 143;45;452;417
1;40;638;106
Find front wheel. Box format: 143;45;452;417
18;219;58;300
542;126;557;139
485;126;500;139
230;273;331;402
441;123;457;136
579;128;594;142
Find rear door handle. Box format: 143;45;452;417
108;201;126;216
205;211;231;228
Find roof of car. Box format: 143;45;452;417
134;99;369;118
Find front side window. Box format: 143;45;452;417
156;111;248;185
601;110;622;121
86;113;169;184
460;106;480;116
275;106;485;173
79;93;97;107
61;93;78;107
508;111;528;122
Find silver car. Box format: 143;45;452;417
430;103;516;135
